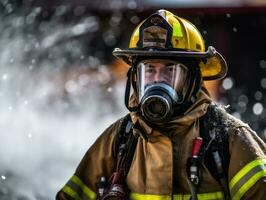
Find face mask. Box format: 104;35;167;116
136;59;190;123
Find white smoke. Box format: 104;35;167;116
0;6;127;200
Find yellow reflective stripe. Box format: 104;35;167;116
173;22;183;37
130;192;224;200
229;158;266;200
130;193;171;200
196;192;224;200
232;169;266;200
229;159;266;189
229;158;266;189
71;175;96;199
62;185;82;200
63;175;97;200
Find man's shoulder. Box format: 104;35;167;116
102;113;131;136
90;114;132;152
206;103;250;130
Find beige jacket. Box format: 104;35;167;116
57;89;266;200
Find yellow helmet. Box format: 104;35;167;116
113;9;227;81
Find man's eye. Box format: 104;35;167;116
166;66;174;72
145;68;154;73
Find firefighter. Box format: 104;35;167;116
56;10;266;200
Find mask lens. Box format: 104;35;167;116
136;59;191;123
137;59;190;103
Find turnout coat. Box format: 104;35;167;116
57;89;266;200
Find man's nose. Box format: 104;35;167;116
154;71;165;82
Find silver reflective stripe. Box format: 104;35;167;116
230;163;266;196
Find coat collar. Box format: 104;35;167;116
129;86;212;137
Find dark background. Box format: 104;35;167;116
2;1;266;135
11;2;265;138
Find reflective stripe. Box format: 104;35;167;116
62;186;82;200
173;22;183;37
130;192;224;200
62;175;97;200
229;158;266;200
195;192;224;200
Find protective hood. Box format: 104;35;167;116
129;84;212;134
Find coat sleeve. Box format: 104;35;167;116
228;125;266;200
56;118;123;200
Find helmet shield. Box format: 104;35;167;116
136;59;190;103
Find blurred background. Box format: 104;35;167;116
0;0;266;199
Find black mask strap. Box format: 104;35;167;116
125;68;139;112
178;66;202;115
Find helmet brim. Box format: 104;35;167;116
112;46;227;81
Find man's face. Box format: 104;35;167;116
145;62;174;85
136;59;193;110
142;61;188;91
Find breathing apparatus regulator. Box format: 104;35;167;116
113;9;227;124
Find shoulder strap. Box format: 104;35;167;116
115;114;132;155
115;114;138;174
200;104;230;181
